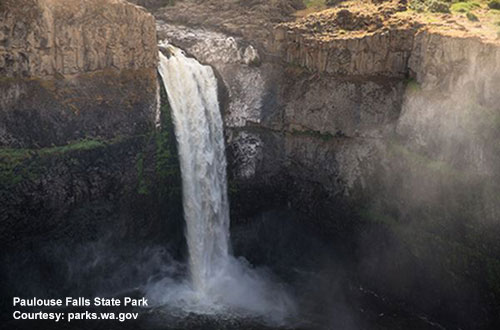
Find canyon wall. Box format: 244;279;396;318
236;31;500;328
0;0;158;148
1;0;499;327
0;0;182;249
154;9;500;325
0;0;157;78
273;27;415;77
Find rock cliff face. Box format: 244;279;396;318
0;0;157;78
409;31;500;98
0;0;182;249
153;0;500;325
0;69;158;147
273;27;415;77
154;0;304;51
0;0;159;148
401;32;500;173
272;2;416;77
1;0;499;327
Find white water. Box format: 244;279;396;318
154;44;294;323
158;45;230;293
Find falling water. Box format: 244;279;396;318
157;45;230;294
154;44;294;323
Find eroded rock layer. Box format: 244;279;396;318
0;0;172;247
0;0;159;148
0;0;157;78
153;2;500;325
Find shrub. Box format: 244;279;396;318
406;78;422;93
466;12;479;21
409;0;427;12
428;0;451;13
488;1;500;10
451;1;481;13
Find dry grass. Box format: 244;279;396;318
295;0;328;17
289;0;500;42
403;0;500;41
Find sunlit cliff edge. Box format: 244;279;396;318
0;0;157;78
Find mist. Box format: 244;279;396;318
351;37;500;329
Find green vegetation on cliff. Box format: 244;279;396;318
0;139;108;188
451;1;481;13
409;0;484;13
405;78;422;93
153;83;181;200
290;128;335;141
489;0;500;9
410;0;500;30
132;78;181;202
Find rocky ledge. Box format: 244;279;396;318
150;2;500;327
0;0;157;78
273;0;500;77
0;0;159;148
0;0;180;248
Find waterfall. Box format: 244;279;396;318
157;45;230;293
152;43;293;323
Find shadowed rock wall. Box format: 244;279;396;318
0;0;159;148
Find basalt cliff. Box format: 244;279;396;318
0;0;182;251
2;0;500;328
0;0;158;147
151;1;500;328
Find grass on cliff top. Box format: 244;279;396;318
406;0;500;40
450;1;481;13
0;140;105;186
293;0;500;41
296;0;327;16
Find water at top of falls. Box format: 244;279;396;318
157;45;230;293
152;44;295;324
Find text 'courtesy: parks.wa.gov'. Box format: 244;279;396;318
12;297;148;323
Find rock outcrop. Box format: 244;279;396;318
153;1;500;326
0;0;157;78
409;31;500;97
0;0;178;248
0;0;159;148
154;0;304;52
401;32;500;173
1;0;499;327
273;3;416;77
273;27;415;76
